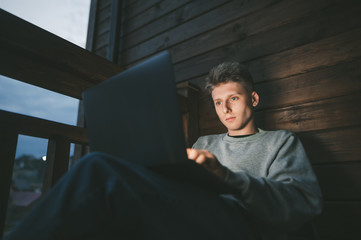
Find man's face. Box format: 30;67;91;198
211;81;259;136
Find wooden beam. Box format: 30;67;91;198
0;110;88;144
0;9;123;99
299;126;361;164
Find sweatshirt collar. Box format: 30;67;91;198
223;128;265;142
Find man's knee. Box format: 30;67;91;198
74;152;144;179
76;152;123;168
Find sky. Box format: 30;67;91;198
0;0;91;158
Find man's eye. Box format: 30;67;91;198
231;97;238;101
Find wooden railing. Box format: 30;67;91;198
0;110;89;235
0;9;199;237
0;9;123;237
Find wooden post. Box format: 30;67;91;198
0;129;18;237
73;100;89;165
177;82;200;147
42;137;70;193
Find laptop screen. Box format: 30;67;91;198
82;51;187;166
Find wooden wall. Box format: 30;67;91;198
87;0;361;239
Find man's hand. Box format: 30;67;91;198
186;148;227;180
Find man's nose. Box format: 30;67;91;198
222;101;231;113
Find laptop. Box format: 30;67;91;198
82;51;236;193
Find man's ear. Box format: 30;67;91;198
251;91;259;107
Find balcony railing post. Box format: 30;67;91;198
0;128;18;237
42;137;71;194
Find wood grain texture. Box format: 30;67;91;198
299;126;361;164
174;26;361;83
171;0;345;64
256;58;361;110
122;0;229;49
255;93;361;132
123;0;192;35
0;110;88;144
0;9;123;99
124;0;160;21
123;0;277;64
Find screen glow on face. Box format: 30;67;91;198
212;82;258;135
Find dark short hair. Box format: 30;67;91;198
205;62;254;95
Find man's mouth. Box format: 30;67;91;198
225;116;236;122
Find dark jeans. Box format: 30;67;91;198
6;152;258;240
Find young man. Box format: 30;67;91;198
188;62;322;238
6;62;321;240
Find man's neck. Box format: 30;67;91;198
228;125;258;137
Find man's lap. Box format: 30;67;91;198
6;152;258;240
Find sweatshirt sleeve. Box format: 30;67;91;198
224;134;322;230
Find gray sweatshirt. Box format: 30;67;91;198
193;129;322;237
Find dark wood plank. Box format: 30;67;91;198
124;0;160;21
299;126;361;164
192;56;361;112
222;0;361;69
248;27;361;83
1;51;93;99
315;201;361;240
96;15;111;36
255;93;361;132
123;0;192;35
93;10;111;52
122;0;278;64
92;3;111;52
0;129;18;237
123;0;229;49
171;0;345;63
256;58;361;110
125;0;136;7
0;10;123;99
97;0;111;23
98;0;111;11
0;110;88;144
175;25;361;83
94;30;110;52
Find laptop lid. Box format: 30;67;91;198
82;51;187;166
